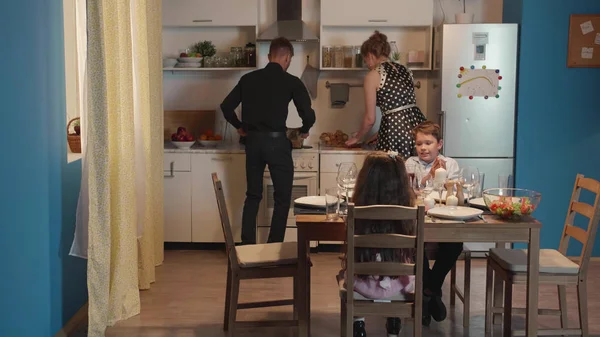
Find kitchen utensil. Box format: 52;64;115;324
300;55;319;99
427;206;483;221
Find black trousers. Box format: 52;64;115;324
423;242;464;295
241;132;293;244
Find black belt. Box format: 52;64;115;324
246;131;287;138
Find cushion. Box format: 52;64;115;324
235;242;297;268
337;274;414;302
490;248;579;274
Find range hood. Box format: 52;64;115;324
257;0;319;42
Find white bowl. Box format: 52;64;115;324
177;57;203;63
199;140;222;148
163;58;177;67
172;141;196;149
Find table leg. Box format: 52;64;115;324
298;227;310;337
493;242;506;324
526;228;540;336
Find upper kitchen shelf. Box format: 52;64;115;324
162;0;258;27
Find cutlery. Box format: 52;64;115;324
478;214;488;223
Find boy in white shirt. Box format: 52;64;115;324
405;121;463;327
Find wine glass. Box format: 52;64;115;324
460;166;480;205
337;162;358;214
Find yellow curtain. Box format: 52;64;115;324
85;0;163;335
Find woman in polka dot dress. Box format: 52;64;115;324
346;31;426;159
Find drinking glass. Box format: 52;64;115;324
325;187;341;220
460;166;480;204
336;162;358;214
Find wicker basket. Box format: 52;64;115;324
67;117;81;153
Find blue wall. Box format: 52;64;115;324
504;0;600;255
0;1;88;336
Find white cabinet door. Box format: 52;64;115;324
321;0;432;26
191;153;246;243
162;0;258;27
164;171;192;242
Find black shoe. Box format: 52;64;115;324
422;294;432;327
429;295;447;322
386;317;401;336
353;320;367;337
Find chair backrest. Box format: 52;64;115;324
345;203;425;331
211;172;239;271
558;174;600;279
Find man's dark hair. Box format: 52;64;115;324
269;37;294;57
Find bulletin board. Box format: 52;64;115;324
567;14;600;68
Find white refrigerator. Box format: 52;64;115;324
435;24;519;253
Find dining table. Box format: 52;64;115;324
294;211;542;337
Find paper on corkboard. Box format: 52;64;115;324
567;14;600;68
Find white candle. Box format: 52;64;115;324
446;194;458;207
424;197;435;211
434;167;447;183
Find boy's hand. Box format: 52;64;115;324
430;158;447;177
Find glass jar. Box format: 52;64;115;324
343;46;354;68
244;43;256;67
230;47;243;67
322;46;332;68
354;45;363;68
334;46;344;68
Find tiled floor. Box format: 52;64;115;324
95;250;600;337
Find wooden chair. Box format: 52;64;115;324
485;174;600;336
338;203;426;337
211;173;300;337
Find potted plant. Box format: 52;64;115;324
190;40;216;67
455;0;474;24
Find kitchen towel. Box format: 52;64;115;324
329;83;349;108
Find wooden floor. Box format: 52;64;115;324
102;250;600;337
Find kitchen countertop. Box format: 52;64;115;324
164;141;245;154
164;141;376;155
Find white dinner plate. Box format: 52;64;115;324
294;196;339;208
428;191;471;201
427;206;483;221
468;197;487;208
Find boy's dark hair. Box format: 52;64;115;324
269;37;294;57
412;120;442;142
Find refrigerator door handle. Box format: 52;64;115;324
438;110;446;139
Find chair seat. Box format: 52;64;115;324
490;248;579;274
235;242;298;268
337;274;414;301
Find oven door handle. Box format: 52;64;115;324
263;172;317;180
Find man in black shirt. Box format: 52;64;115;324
220;37;316;245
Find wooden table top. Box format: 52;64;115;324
295;214;542;229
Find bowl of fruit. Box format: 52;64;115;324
483;188;541;220
177;52;203;63
170;126;196;149
198;129;223;147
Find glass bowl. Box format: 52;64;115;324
483;188;541;219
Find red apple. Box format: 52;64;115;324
177;126;187;134
185;134;194;141
179;52;188;58
177;134;186;141
171;133;177;141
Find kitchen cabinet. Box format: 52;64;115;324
321;0;433;27
191;153;246;243
164;153;192;242
162;0;258;27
